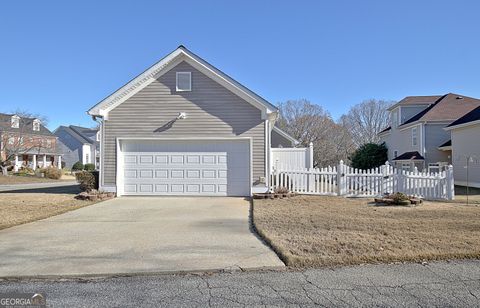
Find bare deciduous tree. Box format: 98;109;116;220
340;99;393;147
276;99;354;167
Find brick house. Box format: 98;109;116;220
0;113;62;171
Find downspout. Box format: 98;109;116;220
265;111;278;192
265;118;270;190
92;115;104;189
422;123;426;156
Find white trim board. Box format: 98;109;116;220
444;119;480;131
88;46;278;120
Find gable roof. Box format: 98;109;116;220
438;140;452;151
378;126;391;135
393;151;424;161
445;106;480;129
55;125;98;145
0;113;54;137
87;45;278;119
439;140;452;148
388;95;442;111
399;93;480;127
70;125;98;142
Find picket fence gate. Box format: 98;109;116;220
270;161;455;200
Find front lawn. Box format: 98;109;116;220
0;190;96;230
454;185;480;204
253;195;480;267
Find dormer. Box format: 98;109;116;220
33;119;41;131
11;115;20;128
388;95;441;127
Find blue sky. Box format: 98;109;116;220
1;0;479;129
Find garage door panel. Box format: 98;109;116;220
124;155;137;164
155;155;168;164
139;155;154;164
171;184;184;193
124;170;137;178
123;183;233;195
155;170;168;178
186;170;201;178
155;184;168;193
121;140;250;196
139;170;153;178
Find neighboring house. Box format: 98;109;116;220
0;113;62;171
87;45;297;196
379;93;480;175
444;107;480;188
54;125;100;169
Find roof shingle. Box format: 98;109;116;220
393;151;425;161
447;106;480;128
400;93;480;127
0;113;54;137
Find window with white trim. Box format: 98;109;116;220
176;72;191;91
412;127;418;146
33;119;41;131
11;116;19;128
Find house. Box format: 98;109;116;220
87;46;297;196
0;113;62;171
444;106;480;188
54;125;100;169
379;93;480;174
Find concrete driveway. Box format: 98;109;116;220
0;197;283;278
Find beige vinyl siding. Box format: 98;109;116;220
451;124;480;187
102;61;265;187
382;124;422;161
424;124;451;165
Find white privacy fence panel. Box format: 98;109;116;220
271;161;455;200
271;142;314;170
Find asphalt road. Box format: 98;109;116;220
0;260;479;307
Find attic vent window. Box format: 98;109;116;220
11;115;20;128
33;119;41;131
456;96;463;100
176;72;191;92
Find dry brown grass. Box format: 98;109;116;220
0;175;75;185
253;195;480;267
0;192;95;230
454;186;480;204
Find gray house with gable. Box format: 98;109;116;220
54;125;100;169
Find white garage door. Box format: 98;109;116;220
120;139;250;196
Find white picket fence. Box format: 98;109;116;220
271;161;455;200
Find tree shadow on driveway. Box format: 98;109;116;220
0;185;81;195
